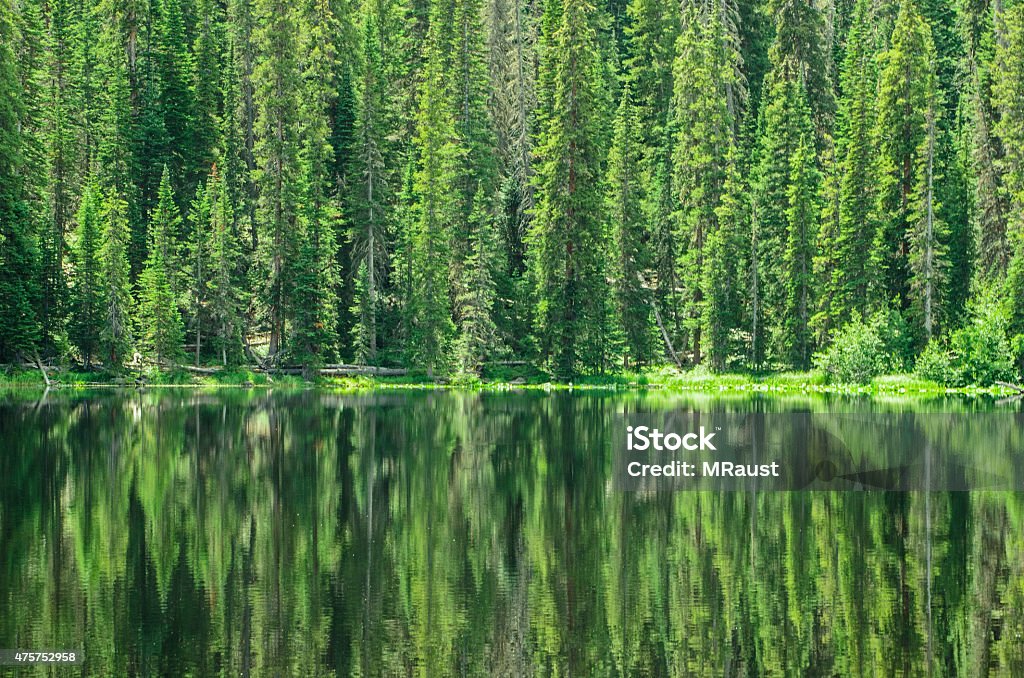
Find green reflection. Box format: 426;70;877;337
0;390;1022;676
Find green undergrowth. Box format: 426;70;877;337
0;364;1019;397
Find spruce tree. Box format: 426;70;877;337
821;0;877;330
959;0;1009;278
605;84;654;368
253;0;303;357
752;58;816;366
484;0;536;282
349;11;389;364
0;3;40;361
455;188;501;374
138;170;185;364
70;183;104;367
671;7;734;366
623;0;678;140
290;220;338;373
99;193;134;368
157;0;198;195
96;0;143;277
530;0;610;377
783;115;820;369
192;0;223;194
994;2;1024;243
186;181;211;364
995;3;1024;372
291;0;341;367
206;170;245;365
871;0;939;318
765;0;834;138
409;18;459;377
706;146;748;371
1007;233;1024;376
938;127;973;328
226;0;260;247
907;75;947;340
38;0;78;355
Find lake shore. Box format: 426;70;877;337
1;365;1020;398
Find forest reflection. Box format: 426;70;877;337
1;389;1022;676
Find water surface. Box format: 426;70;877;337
1;389;1022;676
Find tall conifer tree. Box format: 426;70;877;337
253;0;303;357
671;7;735;366
409;16;459;377
871;0;940;328
70;183;104;366
138;169;185;363
0;2;40;361
606;84;653;367
531;0;610;377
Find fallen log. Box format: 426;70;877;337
995;381;1024;394
33;353;51;387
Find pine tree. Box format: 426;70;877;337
349;11;389;364
530;0;610;377
186;181;211;364
99;193;134;368
871;0;939;316
994;2;1024;244
907;73;947;340
290;0;341;367
783;117;820;368
191;0;223;193
0;4;40;361
706;146;748;371
605;84;654;368
960;0;1010;278
38;0;79;354
157;0;198;195
253;0;303;357
455;188;501;374
820;0;878;330
671;8;735;366
752;58;815;366
96;0;143;277
765;0;834;139
408;15;459;377
70;183;104;367
206;170;245;365
138;170;185;364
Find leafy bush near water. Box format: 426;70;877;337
915;299;1016;387
813;310;908;384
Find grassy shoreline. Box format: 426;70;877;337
1;365;1020;397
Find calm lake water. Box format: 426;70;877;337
1;388;1022;676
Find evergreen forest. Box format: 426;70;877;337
2;0;1024;381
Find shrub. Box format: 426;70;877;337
1012;334;1024;379
913;341;951;384
813;312;886;384
872;304;914;372
915;296;1015;387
